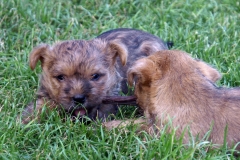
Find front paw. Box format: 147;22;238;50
103;120;127;130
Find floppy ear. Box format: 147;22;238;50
29;44;50;70
195;59;221;82
127;59;153;87
128;52;169;87
127;68;138;87
108;40;128;66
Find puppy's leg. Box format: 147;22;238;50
19;98;57;124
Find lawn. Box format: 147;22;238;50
0;0;240;159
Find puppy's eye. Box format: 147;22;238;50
91;73;101;81
56;75;65;81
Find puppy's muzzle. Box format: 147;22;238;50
73;94;86;104
71;94;87;118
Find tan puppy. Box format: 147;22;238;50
20;28;171;124
105;50;240;149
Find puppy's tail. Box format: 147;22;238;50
166;41;174;49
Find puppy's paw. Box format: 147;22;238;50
103;120;127;130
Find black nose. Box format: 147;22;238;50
73;94;86;104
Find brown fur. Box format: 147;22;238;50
21;39;127;123
20;28;172;124
104;50;240;150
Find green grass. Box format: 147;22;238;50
1;0;240;159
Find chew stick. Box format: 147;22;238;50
102;96;137;105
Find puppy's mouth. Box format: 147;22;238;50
70;102;96;117
73;108;86;116
61;96;103;119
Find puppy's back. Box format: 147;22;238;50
97;28;169;94
97;28;168;51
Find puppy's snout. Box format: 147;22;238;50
73;94;86;104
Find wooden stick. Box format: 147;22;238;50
102;96;137;105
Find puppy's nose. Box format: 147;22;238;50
73;94;86;104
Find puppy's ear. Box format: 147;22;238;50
195;59;221;82
108;41;128;66
128;52;169;87
29;44;50;70
127;59;153;87
127;69;138;87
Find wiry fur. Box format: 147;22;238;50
104;50;240;150
97;28;170;93
21;39;127;123
20;28;171;124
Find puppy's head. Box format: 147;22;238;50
128;50;221;109
127;53;169;109
29;39;127;117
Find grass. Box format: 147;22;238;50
1;0;240;159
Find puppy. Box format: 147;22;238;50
20;28;171;124
105;50;240;149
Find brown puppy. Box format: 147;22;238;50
20;28;171;124
105;50;240;149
